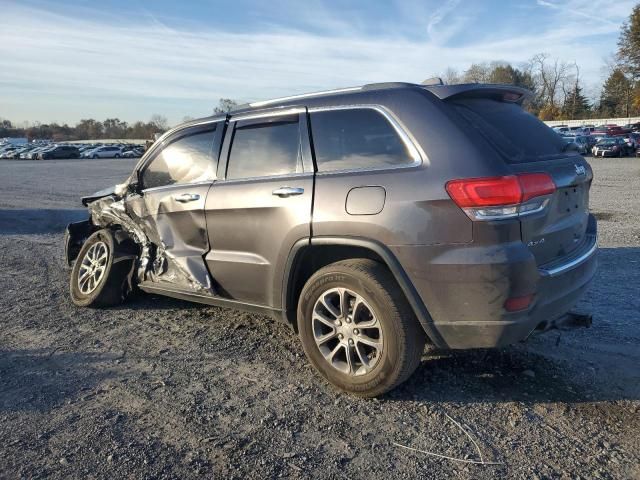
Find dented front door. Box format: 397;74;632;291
134;182;214;292
131;122;223;293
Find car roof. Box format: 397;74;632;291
174;81;532;130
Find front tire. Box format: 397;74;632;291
297;259;425;397
70;229;131;307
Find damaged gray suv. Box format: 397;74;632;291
65;82;598;397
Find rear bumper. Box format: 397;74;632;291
391;216;598;349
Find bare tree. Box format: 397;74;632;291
441;67;461;85
529;53;572;108
149;114;169;131
463;63;490;83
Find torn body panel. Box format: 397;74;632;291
74;182;215;295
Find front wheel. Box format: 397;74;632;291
297;259;425;397
70;229;131;307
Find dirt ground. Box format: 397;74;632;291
0;157;638;479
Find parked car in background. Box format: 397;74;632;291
593;125;627;137
39;145;80;160
23;145;52;159
122;147;145;158
0;146;20;158
83;145;122;158
5;146;35;159
622;122;640;131
623;132;640;149
562;135;590;155
592;137;629;157
79;144;101;153
582;135;597;149
568;126;593;136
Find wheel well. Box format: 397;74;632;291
285;244;388;328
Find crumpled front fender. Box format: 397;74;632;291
64;219;94;266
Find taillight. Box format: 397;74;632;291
446;173;556;220
504;294;535;312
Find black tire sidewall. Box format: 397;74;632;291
297;267;406;395
70;229;117;307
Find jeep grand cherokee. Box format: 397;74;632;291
65;82;597;397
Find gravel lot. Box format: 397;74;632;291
0;157;639;479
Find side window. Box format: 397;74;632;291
226;116;301;179
141;127;217;189
309;108;413;172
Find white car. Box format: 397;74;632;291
84;145;123;158
122;148;145;158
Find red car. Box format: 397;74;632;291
593;125;628;137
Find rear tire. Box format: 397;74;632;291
70;229;132;307
297;259;425;397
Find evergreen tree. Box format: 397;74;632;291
562;84;591;119
617;4;640;81
600;69;633;117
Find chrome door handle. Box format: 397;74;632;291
272;187;304;198
174;193;200;203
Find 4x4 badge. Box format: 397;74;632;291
575;164;586;176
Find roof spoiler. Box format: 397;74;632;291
422;83;532;104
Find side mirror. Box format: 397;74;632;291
129;182;142;194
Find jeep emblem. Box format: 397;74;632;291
575;164;586;176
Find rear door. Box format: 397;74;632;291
204;108;314;307
133;122;223;292
451;97;594;266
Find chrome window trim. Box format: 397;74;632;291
540;236;598;277
215;171;313;185
134;118;223;172
141;179;214;194
248;87;362;108
136;121;222;190
307;104;428;174
231;107;305;123
221;109;306;181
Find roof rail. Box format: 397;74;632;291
361;82;419;90
248;86;363;108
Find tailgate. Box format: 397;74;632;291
512;158;592;266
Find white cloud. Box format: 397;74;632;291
0;0;635;124
426;0;463;42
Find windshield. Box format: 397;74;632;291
452;98;570;163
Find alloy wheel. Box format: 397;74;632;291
78;241;109;295
312;287;383;376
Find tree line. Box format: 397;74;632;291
0;114;169;142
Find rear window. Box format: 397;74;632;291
452;98;571;163
309;108;413;172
